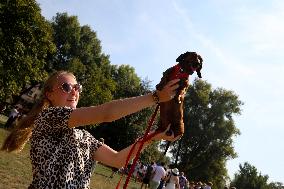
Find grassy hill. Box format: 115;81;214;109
0;127;141;189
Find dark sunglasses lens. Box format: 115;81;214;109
75;84;82;93
62;83;72;93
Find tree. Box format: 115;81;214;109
231;162;270;189
169;79;243;188
49;13;116;107
268;182;284;189
0;0;55;104
89;65;154;149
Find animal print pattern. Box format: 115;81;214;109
28;107;102;189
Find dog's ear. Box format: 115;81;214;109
176;52;190;62
196;55;203;78
197;70;202;78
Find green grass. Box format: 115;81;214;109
0;128;142;189
0;114;8;124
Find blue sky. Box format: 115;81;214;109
37;0;284;183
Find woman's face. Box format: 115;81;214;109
46;74;81;109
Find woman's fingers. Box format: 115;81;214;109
158;79;180;102
155;124;182;142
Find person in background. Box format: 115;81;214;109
4;105;20;129
141;162;155;189
179;172;187;189
184;179;190;189
149;162;167;189
164;168;180;189
189;181;195;189
194;181;202;189
204;182;213;189
133;161;141;182
137;163;146;182
1;71;182;189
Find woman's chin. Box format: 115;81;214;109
66;102;77;109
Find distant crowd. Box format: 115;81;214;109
108;161;237;189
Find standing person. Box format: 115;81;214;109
149;162;167;189
204;182;213;189
184;180;190;189
4;105;20;129
1;71;182;189
189;181;195;189
137;163;146;182
141;162;155;189
195;182;202;189
133;161;141;182
164;168;180;189
179;172;187;189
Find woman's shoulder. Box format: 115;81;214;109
42;106;73;113
34;106;74;129
38;106;73;118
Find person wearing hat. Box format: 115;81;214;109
204;182;213;189
164;168;180;189
195;181;202;189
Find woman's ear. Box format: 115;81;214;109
45;91;53;102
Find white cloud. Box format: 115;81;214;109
235;3;284;55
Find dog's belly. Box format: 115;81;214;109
158;99;184;137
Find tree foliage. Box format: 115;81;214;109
169;79;243;188
0;0;55;103
231;162;271;189
268;182;284;189
88;65;159;157
49;13;116;106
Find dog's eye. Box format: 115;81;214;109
192;62;199;68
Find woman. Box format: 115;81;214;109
1;71;182;189
164;168;180;189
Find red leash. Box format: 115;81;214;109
115;105;160;189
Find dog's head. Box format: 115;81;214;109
176;52;203;78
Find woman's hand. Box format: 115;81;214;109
151;124;182;142
156;79;181;102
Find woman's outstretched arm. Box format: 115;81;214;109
93;126;179;168
68;79;180;128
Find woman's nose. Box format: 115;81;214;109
70;87;77;95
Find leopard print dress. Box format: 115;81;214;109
28;107;102;189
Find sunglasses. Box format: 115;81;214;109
59;83;82;93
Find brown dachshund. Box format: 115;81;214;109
156;52;203;137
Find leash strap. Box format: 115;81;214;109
115;105;160;189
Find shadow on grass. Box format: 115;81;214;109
94;171;111;178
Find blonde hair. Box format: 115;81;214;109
1;71;75;152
